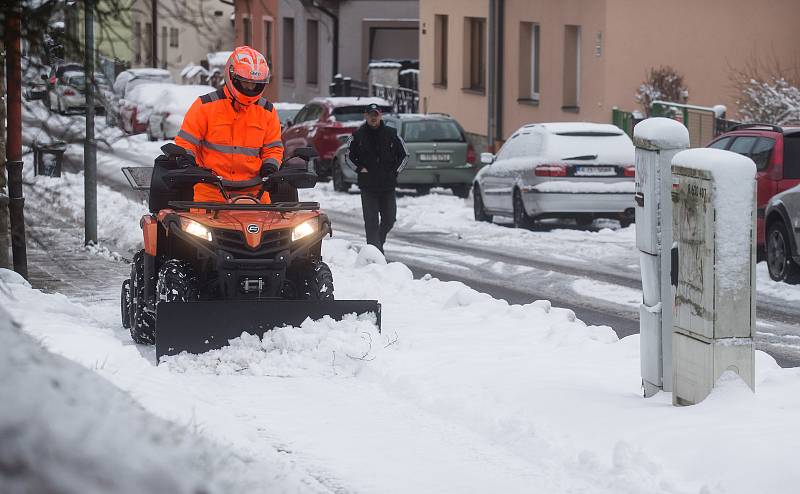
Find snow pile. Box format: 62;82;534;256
126;83;214;123
163;314;385;377
672;148;757;290
0;292;318;494
633;117;690;149
207;51;233;68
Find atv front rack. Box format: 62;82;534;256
168;201;320;212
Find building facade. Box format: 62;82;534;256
130;0;235;82
234;0;419;103
420;0;800;148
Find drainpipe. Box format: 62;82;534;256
496;0;504;142
487;0;495;152
151;0;158;68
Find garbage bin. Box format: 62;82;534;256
33;140;67;177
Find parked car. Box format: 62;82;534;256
44;61;82;111
472;122;636;228
332;113;478;197
764;184;800;283
24;80;48;101
145;84;216;140
274;102;303;131
51;71;109;114
281;97;392;177
107;68;174;129
706;124;800;253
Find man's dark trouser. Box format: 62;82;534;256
360;189;396;253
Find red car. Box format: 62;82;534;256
707;124;800;252
281;97;392;177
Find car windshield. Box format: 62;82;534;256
545;132;633;162
402;120;465;143
277;108;300;124
331;105;391;122
67;75;86;87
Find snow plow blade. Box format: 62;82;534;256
155;300;381;361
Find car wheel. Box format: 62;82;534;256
766;221;800;284
473;184;492;223
576;214;594;228
451;184;470;199
513;188;534;229
416;186;431;196
146;125;156;142
332;159;348;192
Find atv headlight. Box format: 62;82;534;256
292;219;317;242
182;220;213;242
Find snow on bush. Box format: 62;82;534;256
737;77;800;125
635;66;689;117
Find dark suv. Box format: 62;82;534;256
706;124;800;252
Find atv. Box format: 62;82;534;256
121;143;380;360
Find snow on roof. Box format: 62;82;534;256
634;117;690;149
126;84;214;114
114;68;174;94
315;96;391;107
399;68;419;76
368;62;402;69
180;64;209;79
62;70;84;78
273;102;304;110
534;122;625;135
207;51;233;67
672;148;756;292
49;20;65;29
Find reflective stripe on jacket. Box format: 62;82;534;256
174;86;283;202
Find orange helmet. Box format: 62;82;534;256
224;46;271;106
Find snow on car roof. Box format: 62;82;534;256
126;84;215;115
62;70;85;78
313;97;391;108
273;102;304;110
384;113;453;121
114;68;174;94
532;122;625;135
207;51;233;67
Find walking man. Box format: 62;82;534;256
348;103;408;253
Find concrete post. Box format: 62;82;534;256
633;118;689;397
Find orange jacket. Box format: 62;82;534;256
174;86;283;202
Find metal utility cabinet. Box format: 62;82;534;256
671;150;757;406
633;118;689;397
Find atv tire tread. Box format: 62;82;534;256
285;259;334;301
157;259;200;303
130;250;156;344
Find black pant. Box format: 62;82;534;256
360;189;396;253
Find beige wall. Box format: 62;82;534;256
420;0;800;142
605;0;800;120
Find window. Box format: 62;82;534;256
133;22;142;64
144;22;152;66
750;137;775;171
401;121;465;143
463;17;486;92
169;27;179;48
434;15;448;86
729;136;757;155
783;135;800;179
243;16;252;46
519;22;540;101
306;19;319;85
563;25;581;109
304;104;323;122
161;26;167;68
708;137;731;150
283;18;295;81
264;19;273;65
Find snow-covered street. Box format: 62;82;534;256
4;101;800;493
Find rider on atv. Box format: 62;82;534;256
174;46;284;203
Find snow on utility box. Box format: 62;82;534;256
670;148;756;406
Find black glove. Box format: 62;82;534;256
176;153;196;169
260;161;279;177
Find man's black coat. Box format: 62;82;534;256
347;121;408;191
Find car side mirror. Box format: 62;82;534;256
40;74;47;81
480;152;495;165
285;119;293;127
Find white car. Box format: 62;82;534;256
143;84;217;141
107;68;174;129
51;70;108;114
473;122;636;228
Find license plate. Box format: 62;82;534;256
418;153;451;162
575;166;616;176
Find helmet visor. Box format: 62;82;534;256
232;76;267;97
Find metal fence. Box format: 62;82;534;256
613;103;741;147
371;83;419;114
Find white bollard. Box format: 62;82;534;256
671;148;757;406
633;118;689;397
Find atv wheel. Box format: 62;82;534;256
332;160;349;192
121;279;132;329
766;221;800;284
130;250;156;344
512;188;534;229
473;184;492;223
157;259;199;303
284;259;334;300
